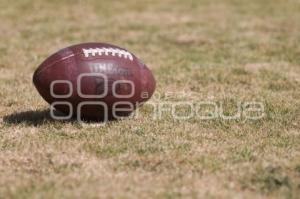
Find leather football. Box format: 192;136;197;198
33;43;156;121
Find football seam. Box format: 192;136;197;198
33;52;78;78
34;48;136;78
82;48;134;61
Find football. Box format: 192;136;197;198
33;43;156;121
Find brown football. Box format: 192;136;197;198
33;43;156;121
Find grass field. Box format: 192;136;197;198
0;0;300;198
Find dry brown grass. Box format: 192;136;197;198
0;0;300;198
